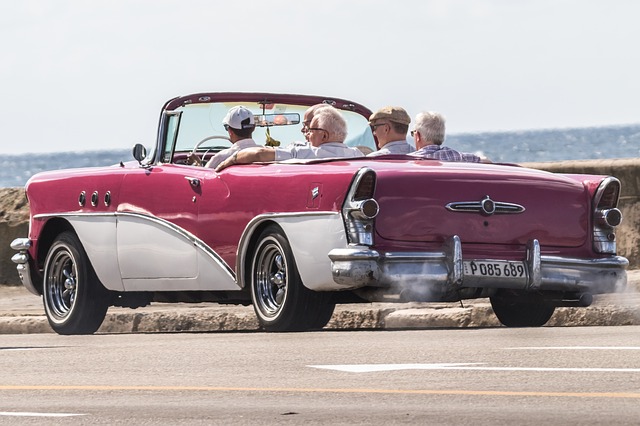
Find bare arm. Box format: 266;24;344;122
215;147;276;172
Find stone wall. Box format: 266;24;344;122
0;188;29;285
1;158;639;285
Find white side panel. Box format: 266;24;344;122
277;214;347;291
194;248;240;291
117;215;197;279
117;213;239;291
67;216;124;291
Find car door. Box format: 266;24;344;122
116;163;202;290
116;163;240;292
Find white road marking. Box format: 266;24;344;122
506;347;640;350
0;412;85;417
309;364;640;373
309;363;482;373
0;348;42;352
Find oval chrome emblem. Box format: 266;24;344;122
445;196;525;215
481;196;496;215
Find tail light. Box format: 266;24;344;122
592;177;622;254
342;168;379;246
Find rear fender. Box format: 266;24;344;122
237;212;346;291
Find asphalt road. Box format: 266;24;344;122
1;327;639;425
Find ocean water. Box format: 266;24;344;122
2;124;640;188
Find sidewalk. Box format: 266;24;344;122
1;273;639;334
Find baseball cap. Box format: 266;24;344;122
223;106;255;130
369;106;411;125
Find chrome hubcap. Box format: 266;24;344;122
255;239;287;318
46;248;77;321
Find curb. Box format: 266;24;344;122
1;300;639;334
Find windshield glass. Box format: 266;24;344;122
173;101;376;152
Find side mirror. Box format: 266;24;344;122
132;143;147;164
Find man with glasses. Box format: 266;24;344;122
215;105;363;172
409;111;488;162
367;106;415;156
188;105;259;168
300;103;332;139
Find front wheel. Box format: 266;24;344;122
490;292;555;327
250;225;335;332
43;231;110;335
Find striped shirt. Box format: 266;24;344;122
409;145;481;163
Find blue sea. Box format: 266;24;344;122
2;124;640;188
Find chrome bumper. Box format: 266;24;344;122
329;236;628;296
10;238;39;296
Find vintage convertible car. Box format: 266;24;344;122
11;92;628;334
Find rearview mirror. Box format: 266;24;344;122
254;113;300;127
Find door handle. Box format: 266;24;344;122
185;176;200;187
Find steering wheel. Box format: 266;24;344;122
189;135;232;165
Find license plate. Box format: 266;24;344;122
463;260;527;279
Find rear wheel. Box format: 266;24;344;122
490;292;555;327
43;231;110;335
250;225;335;331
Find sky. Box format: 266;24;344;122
2;0;639;154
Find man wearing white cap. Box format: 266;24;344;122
189;105;259;168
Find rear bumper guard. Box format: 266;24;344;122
329;236;628;295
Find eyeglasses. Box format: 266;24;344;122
370;123;388;132
301;121;311;134
410;130;419;137
224;124;230;131
306;127;328;135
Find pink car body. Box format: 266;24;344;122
11;93;628;334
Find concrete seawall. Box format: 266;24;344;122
2;158;639;285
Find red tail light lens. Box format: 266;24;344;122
596;180;620;209
353;171;376;201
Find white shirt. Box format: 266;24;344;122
205;138;259;168
275;142;364;161
367;140;415;156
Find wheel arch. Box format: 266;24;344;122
32;218;76;294
237;212;345;291
237;218;282;289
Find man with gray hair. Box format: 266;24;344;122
215;105;363;171
410;111;486;162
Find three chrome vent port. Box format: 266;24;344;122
78;190;111;207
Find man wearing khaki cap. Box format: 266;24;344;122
367;106;415;156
